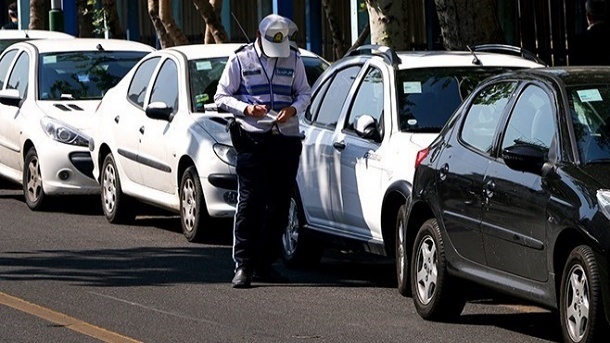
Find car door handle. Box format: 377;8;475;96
114;116;119;124
333;140;346;151
484;179;495;198
139;126;145;134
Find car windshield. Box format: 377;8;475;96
396;67;520;133
38;51;148;101
0;39;23;53
302;56;329;87
569;84;610;163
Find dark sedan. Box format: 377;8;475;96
403;67;610;343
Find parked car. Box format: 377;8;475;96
0;29;75;53
405;66;610;343
281;44;546;292
89;43;328;242
0;38;155;210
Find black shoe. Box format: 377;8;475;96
253;266;290;283
231;267;252;288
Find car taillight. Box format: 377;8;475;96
415;148;429;169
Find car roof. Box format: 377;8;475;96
490;66;610;85
393;50;545;69
13;38;155;53
164;43;328;62
0;29;75;40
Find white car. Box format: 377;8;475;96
0;38;155;210
282;44;547;293
89;43;330;242
0;29;75;53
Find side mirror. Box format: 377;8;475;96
502;144;546;174
354;114;380;141
145;101;173;121
0;88;22;107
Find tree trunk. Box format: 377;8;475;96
148;0;173;48
158;0;190;46
347;23;370;53
366;0;410;50
434;0;505;50
204;0;222;43
76;0;94;37
193;0;229;43
102;0;126;39
29;0;45;30
321;0;347;60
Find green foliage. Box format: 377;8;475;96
83;0;106;35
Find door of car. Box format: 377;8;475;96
137;57;179;194
298;63;362;229
481;84;551;281
115;56;161;184
435;81;518;264
330;65;386;241
0;48;20;175
0;49;29;173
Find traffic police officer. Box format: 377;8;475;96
214;14;312;288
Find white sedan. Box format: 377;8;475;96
89;43;329;242
0;38;155;210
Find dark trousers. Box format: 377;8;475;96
230;127;302;271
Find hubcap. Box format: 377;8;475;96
181;178;196;233
565;264;589;342
26;156;42;202
415;235;438;305
102;162;117;214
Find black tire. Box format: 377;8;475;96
396;204;410;297
411;218;465;321
281;188;323;268
180;166;209;242
560;245;609;343
23;147;46;210
100;153;135;224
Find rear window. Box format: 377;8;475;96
396;67;520;133
38;50;148;100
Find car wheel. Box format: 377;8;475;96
101;153;135;224
23;147;46;210
411;218;465;321
281;188;322;268
180;166;209;242
396;204;410;296
560;245;609;343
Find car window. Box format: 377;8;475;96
38;51;147;101
461;81;517;153
569;84;610;163
304;75;331;123
188;57;227;112
314;65;361;128
6;51;29;99
501;85;553;152
397;67;517;133
345;67;384;137
127;57;161;109
0;49;17;90
302;56;329;87
149;59;178;114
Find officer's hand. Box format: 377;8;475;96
245;104;267;118
276;106;296;123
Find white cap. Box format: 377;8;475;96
285;17;299;49
259;14;290;58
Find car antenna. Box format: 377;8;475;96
467;45;481;65
231;12;251;43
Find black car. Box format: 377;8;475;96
404;66;610;343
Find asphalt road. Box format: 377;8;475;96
0;185;562;343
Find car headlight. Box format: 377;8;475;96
596;189;610;220
213;143;237;166
40;116;90;147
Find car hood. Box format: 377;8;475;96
36;100;101;135
577;164;610;188
191;111;233;145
